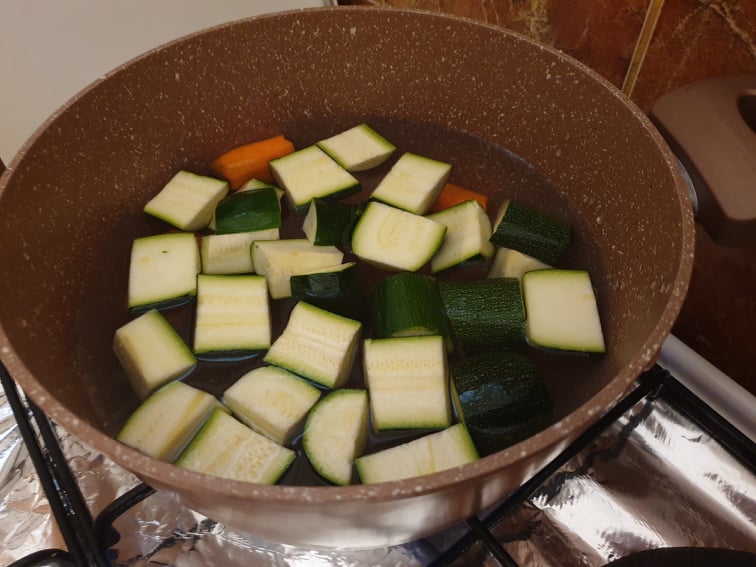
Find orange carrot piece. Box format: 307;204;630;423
430;182;489;213
211;134;295;189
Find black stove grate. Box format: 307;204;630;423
2;362;753;567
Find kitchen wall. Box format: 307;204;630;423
344;0;756;394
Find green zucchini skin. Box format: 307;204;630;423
370;272;451;343
213;186;282;234
289;262;367;323
439;278;525;355
451;351;552;456
489;201;570;265
304;198;363;248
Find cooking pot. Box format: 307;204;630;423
0;7;694;548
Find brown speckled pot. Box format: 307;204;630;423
0;7;694;548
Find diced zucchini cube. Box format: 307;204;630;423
316;123;396;172
113;309;196;399
212;186;282;234
370;152;451;215
200;229;279;275
522;269;606;353
487;247;552;280
362;335;451;431
176;408;295;484
144;170;228;231
116;380;222;461
269;145;360;212
427;199;495;272
127;232;200;311
264;302;362;389
223;366;321;445
193;274;271;358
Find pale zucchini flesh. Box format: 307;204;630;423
223;366;321;445
264;301;362;389
176;408;295;484
427;199;494;272
116;380;222;461
193;274;271;358
143;170;229;231
487;246;552;280
316;123;396;172
303;389;369;485
355;423;478;484
362;335;451;431
127;232;200;311
113;309;196;399
522;269;606;353
370;152;451;215
351;201;446;272
200;229;279;275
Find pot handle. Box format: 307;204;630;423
650;73;756;247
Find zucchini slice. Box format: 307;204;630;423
193;274;271;359
264;301;362;389
362;335;451;431
439;278;526;354
355;423;478;484
369;272;451;344
143;170;229;231
351;201;446;272
487;246;552;280
427;199;495;273
316;123;396;172
370;152;451;215
269;145;360;212
522;269;606;353
223;366;321;445
200;228;279;275
212;185;282;234
302;198;363;247
116;380;223;461
113;309;197;399
451;351;552;456
251;239;344;299
303;389;369;485
127;232;200;312
175;408;295;484
289;262;366;322
489;200;571;264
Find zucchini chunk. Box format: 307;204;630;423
212;185;282;234
143;170;229;231
113;309;196;399
252;239;344;299
264;301;362;389
193;274;271;359
362;335;451;431
370;152;451;215
176;408;295;484
289;262;367;322
200;228;279;275
127;232;200;312
487;246;552;280
303;389;369;485
116;381;223;461
489;200;571;264
451;351;552;456
316;123;396;172
522;269;606;353
439;278;526;354
355;423;478;484
351;201;446;272
223;366;321;445
427;199;495;273
269;145;360;212
369;272;451;345
302;198;363;247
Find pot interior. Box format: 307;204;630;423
0;8;692;486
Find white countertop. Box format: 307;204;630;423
0;0;329;164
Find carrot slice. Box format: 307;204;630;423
430;183;489;213
211;135;295;189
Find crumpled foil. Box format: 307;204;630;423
2;380;754;566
